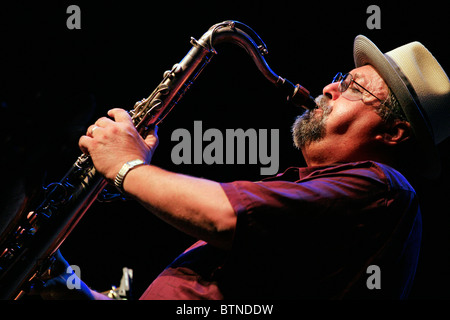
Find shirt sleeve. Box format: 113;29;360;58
220;163;391;225
217;163;419;298
219;164;392;259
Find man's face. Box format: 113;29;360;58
292;65;390;166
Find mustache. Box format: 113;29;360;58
291;94;332;149
298;94;332;120
314;94;331;111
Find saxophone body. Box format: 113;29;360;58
0;21;315;299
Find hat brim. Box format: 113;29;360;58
353;35;440;179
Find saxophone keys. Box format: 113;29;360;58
163;70;172;79
171;63;182;74
157;84;169;95
163;64;182;80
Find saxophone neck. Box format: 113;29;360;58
196;20;317;110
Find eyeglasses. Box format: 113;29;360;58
332;72;384;103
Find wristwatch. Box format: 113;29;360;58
114;159;146;192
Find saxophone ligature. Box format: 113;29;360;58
0;20;316;300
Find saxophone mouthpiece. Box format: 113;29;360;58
289;84;317;110
279;77;317;110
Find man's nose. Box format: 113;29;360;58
322;82;341;101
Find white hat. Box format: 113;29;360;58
353;35;450;179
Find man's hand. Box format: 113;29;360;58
79;108;159;181
35;251;96;300
80;109;236;250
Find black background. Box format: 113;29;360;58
1;1;449;300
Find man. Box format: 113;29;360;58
42;35;450;299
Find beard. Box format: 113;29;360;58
291;94;332;149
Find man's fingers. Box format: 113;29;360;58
87;124;101;137
144;125;159;148
107;108;132;123
78;135;91;155
146;124;158;137
95;116;115;127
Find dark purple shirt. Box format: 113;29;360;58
140;161;421;300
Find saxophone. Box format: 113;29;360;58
0;20;316;299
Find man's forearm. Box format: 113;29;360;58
122;164;236;249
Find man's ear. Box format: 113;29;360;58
376;121;412;146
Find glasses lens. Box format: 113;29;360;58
339;73;352;92
340;73;365;101
332;72;382;103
